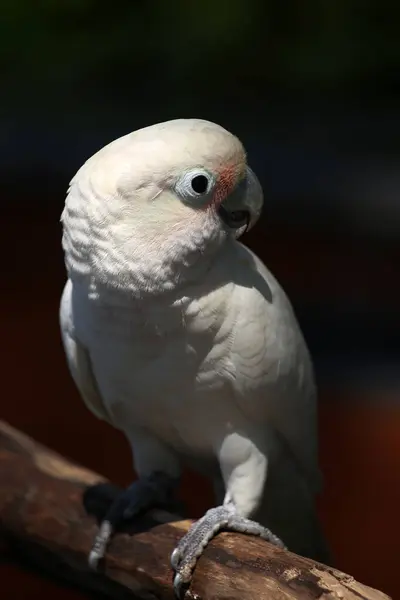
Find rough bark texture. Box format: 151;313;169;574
0;420;392;600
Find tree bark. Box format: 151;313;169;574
0;419;391;600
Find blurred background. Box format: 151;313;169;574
1;1;399;598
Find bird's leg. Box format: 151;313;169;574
88;471;180;569
171;432;286;598
171;500;286;597
88;432;182;570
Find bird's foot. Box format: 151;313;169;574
170;503;286;599
87;472;179;570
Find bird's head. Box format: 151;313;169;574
62;119;263;296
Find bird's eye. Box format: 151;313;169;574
175;168;214;204
190;174;209;195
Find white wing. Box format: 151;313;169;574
229;243;321;492
59;279;111;422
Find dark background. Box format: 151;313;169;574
1;1;400;598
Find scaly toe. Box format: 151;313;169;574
173;569;192;600
88;520;113;570
170;505;287;598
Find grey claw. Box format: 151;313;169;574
173;572;187;600
170;505;286;598
170;547;181;569
88;520;113;570
88;549;100;571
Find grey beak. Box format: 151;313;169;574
217;166;263;233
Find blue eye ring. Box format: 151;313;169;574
174;168;215;205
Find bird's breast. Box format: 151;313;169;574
83;295;237;455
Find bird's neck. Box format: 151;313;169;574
69;233;235;312
68;239;239;349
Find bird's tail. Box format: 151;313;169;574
255;452;332;565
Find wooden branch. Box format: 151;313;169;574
0;420;391;600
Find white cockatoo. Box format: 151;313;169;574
60;118;329;597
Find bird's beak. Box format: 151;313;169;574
217;166;263;236
242;166;264;229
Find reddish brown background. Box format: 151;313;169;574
1;202;399;599
3;3;400;597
